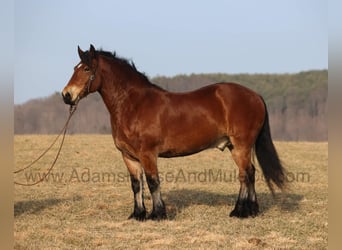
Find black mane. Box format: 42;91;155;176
97;50;138;72
83;48;162;89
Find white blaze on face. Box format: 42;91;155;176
75;62;83;69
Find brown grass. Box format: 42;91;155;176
14;135;328;249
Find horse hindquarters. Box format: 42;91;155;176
225;93;286;218
217;84;266;218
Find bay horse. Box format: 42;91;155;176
62;44;286;220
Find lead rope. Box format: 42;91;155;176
14;104;78;186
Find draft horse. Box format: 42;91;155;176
62;45;286;220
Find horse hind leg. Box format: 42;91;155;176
229;147;259;218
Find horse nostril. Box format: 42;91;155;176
62;91;72;104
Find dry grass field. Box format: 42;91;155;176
14;135;327;249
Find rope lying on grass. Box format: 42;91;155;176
14;105;77;186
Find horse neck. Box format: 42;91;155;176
97;58;152;114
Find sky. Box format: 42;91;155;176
14;0;327;104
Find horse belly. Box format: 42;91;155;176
158;122;226;158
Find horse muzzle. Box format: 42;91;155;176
62;90;79;105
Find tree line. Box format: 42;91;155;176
14;70;327;141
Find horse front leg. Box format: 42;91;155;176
122;154;146;221
140;154;167;220
146;174;167;220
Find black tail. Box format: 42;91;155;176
255;100;286;194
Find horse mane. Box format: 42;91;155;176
95;49;165;90
97;50;142;76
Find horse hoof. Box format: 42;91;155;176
128;211;146;221
147;211;167;221
229;200;259;218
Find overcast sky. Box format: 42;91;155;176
14;0;327;104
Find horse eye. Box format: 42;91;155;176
84;66;90;72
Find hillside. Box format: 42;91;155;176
14;70;327;141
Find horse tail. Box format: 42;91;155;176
255;98;286;194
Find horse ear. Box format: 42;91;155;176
78;46;84;59
89;44;96;58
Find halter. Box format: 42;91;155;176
87;73;96;94
72;68;96;107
